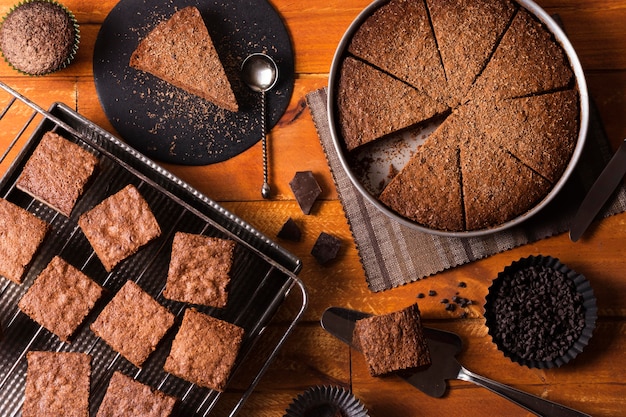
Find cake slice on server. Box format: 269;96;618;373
129;6;238;112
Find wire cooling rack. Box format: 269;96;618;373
0;81;307;417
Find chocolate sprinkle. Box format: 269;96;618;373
488;264;586;363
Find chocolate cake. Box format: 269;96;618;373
18;256;104;342
16;131;99;217
0;198;49;284
164;308;244;392
426;0;516;103
0;0;79;75
90;280;175;367
96;371;177;417
130;6;238;112
78;184;161;272
353;303;431;376
348;0;449;105
334;0;580;232
163;232;236;308
23;351;91;417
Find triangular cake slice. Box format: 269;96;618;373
337;56;448;151
348;0;450;106
379;110;464;231
480;90;579;183
426;0;516;105
130;6;238;112
466;8;573;103
460;127;552;231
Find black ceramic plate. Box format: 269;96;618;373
93;0;294;165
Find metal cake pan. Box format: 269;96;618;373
327;0;590;238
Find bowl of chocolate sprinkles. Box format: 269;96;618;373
485;255;597;369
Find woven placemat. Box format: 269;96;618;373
307;87;626;292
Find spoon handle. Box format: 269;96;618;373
260;91;270;199
457;366;590;417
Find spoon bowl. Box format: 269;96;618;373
241;53;279;199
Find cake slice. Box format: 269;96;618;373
163;232;236;308
164;308;244;392
353;303;431;377
460;127;552;230
378;110;465;231
90;280;175;367
18;256;104;342
0;198;49;284
481;89;580;183
23;351;91;417
426;0;516;104
96;371;177;417
337;56;448;151
16;131;99;217
130;6;238;112
347;0;450;105
78;184;161;272
467;8;574;102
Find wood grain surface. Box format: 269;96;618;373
0;0;624;416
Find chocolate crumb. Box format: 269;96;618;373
289;171;322;215
440;298;449;304
416;292;425;299
445;303;456;312
428;290;437;296
458;281;467;288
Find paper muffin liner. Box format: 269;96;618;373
485;254;597;369
284;385;370;417
0;0;80;75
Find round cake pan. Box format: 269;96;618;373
327;0;589;238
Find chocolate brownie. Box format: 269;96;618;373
18;256;104;342
163;232;236;308
0;198;49;284
16;131;99;217
0;0;78;75
379;109;465;231
467;8;574;102
90;280;175;367
96;371;177;417
23;351;91;417
164;308;244;392
353;303;431;376
337;56;447;151
426;0;516;103
78;184;161;272
348;0;449;105
130;6;238;112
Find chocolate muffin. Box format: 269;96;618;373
0;0;79;75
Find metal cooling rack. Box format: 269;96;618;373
0;81;307;417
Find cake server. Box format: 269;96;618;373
321;307;591;417
570;138;626;242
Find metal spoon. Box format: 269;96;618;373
241;53;279;199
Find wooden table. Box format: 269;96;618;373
1;0;624;416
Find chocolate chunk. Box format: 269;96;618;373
289;171;322;215
311;232;341;265
277;217;302;241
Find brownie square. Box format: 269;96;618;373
163;232;235;308
354;303;431;376
16;131;99;217
18;256;104;342
90;280;175;367
164;308;244;392
23;351;91;417
78;184;161;272
96;371;177;417
0;198;49;284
